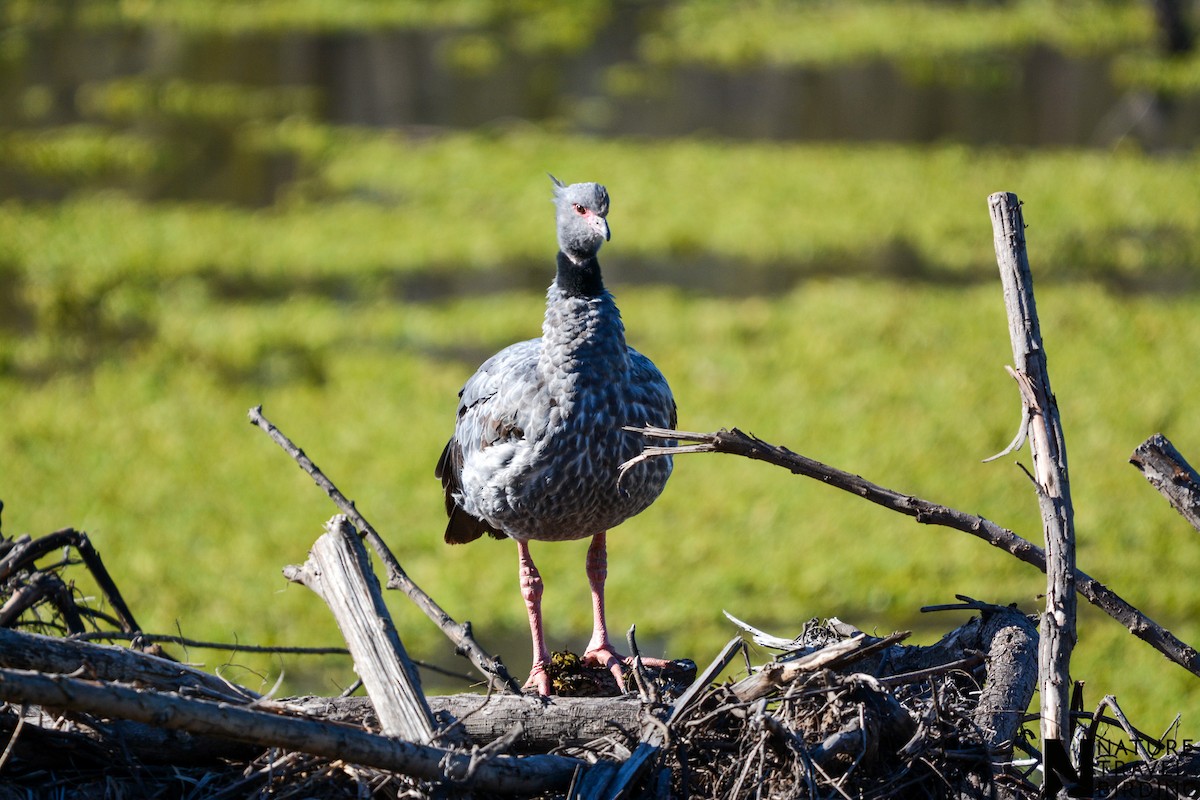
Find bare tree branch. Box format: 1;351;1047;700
623;425;1200;679
989;190;1077;764
0;667;581;795
247;405;520;695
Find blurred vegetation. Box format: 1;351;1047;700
3;0;1197;92
2;0;1200;731
641;0;1151;66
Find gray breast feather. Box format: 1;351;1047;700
439;338;675;544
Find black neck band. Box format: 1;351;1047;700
554;251;606;298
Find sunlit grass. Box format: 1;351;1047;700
640;0;1152;67
4;273;1200;724
3;127;1199;349
3;115;1200;728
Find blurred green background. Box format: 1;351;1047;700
4;0;1200;730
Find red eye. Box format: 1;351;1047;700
572;203;586;215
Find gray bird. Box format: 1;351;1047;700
436;176;676;695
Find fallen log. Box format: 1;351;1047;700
0;667;583;795
274;693;644;750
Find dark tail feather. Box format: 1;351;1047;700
444;506;495;544
437;438;505;544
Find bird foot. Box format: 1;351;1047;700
523;662;552;696
583;644;672;688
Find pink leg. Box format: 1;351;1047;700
517;540;552;696
582;532;670;687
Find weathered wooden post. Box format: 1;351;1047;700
988;191;1077;795
285;515;436;744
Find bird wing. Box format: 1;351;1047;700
436;338;543;544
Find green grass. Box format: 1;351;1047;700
640;0;1152;68
3;125;1200;726
3;127;1199;351
5;272;1200;725
5;1;1192;96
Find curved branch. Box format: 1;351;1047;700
247;406;521;695
624;425;1200;679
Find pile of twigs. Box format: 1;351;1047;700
0;519;1196;799
661;636;1006;797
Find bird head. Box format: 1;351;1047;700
550;175;610;262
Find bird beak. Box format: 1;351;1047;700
590;214;611;242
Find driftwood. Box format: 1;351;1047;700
248;405;521;695
1130;432;1200;533
284;515;435;743
989;190;1078;792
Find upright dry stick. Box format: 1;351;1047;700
988;192;1077;756
248;405;521;694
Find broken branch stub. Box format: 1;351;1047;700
1130;433;1200;533
284;515;435;744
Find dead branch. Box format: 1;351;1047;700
284;515;435;743
622;425;1200;681
0;571;84;632
0;667;583;795
276;694;644;751
247;405;520;695
0;528;140;633
1130;433;1200;533
989;190;1077;777
0;627;257;703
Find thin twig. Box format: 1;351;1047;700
71;630;350;655
876;654;985;687
247;405;520;694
